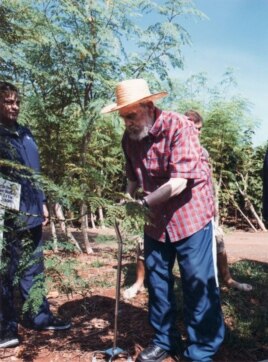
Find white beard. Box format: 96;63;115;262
128;125;152;141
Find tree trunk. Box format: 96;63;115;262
50;218;58;253
48;203;58;252
66;228;83;253
235;180;267;231
232;200;257;232
90;212;96;229
247;200;267;231
54;203;66;233
81;203;93;254
98;207;105;229
55;203;82;252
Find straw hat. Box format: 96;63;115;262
100;79;168;114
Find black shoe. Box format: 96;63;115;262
36;316;71;331
0;331;19;348
136;344;169;362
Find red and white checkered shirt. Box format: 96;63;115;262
122;108;215;242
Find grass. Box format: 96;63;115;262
88;274;115;288
43;238;268;362
221;260;268;360
90;259;105;268
93;234;118;245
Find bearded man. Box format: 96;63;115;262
101;79;224;362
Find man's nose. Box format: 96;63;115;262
12;102;19;110
124;119;133;127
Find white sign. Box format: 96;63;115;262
0;177;21;211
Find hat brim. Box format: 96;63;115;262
100;92;168;114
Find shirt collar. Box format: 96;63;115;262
149;107;164;138
0;122;23;137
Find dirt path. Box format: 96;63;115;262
224;230;268;263
45;226;268;264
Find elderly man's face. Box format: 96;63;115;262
119;103;154;141
0;91;20;127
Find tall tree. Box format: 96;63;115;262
171;71;265;230
0;0;203;249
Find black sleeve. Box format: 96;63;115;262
262;149;268;220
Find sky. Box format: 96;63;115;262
176;0;268;146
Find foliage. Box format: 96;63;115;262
45;252;90;298
170;70;266;228
22;274;47;317
0;1;265;229
0;1;206;317
90;259;105;268
0;0;204;230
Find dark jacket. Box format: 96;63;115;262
263;149;268;220
0;123;44;229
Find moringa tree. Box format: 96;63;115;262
170;70;265;230
0;0;204;251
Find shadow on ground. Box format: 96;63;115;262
17;295;152;361
1;252;267;362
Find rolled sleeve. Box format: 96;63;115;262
169;125;202;179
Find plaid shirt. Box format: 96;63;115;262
122;108;215;242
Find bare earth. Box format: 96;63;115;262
0;229;267;362
224;231;268;264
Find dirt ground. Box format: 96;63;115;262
224;231;268;264
0;229;267;362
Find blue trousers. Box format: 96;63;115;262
0;224;52;334
144;221;225;362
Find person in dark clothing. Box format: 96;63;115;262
263;149;268;221
0;82;70;349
